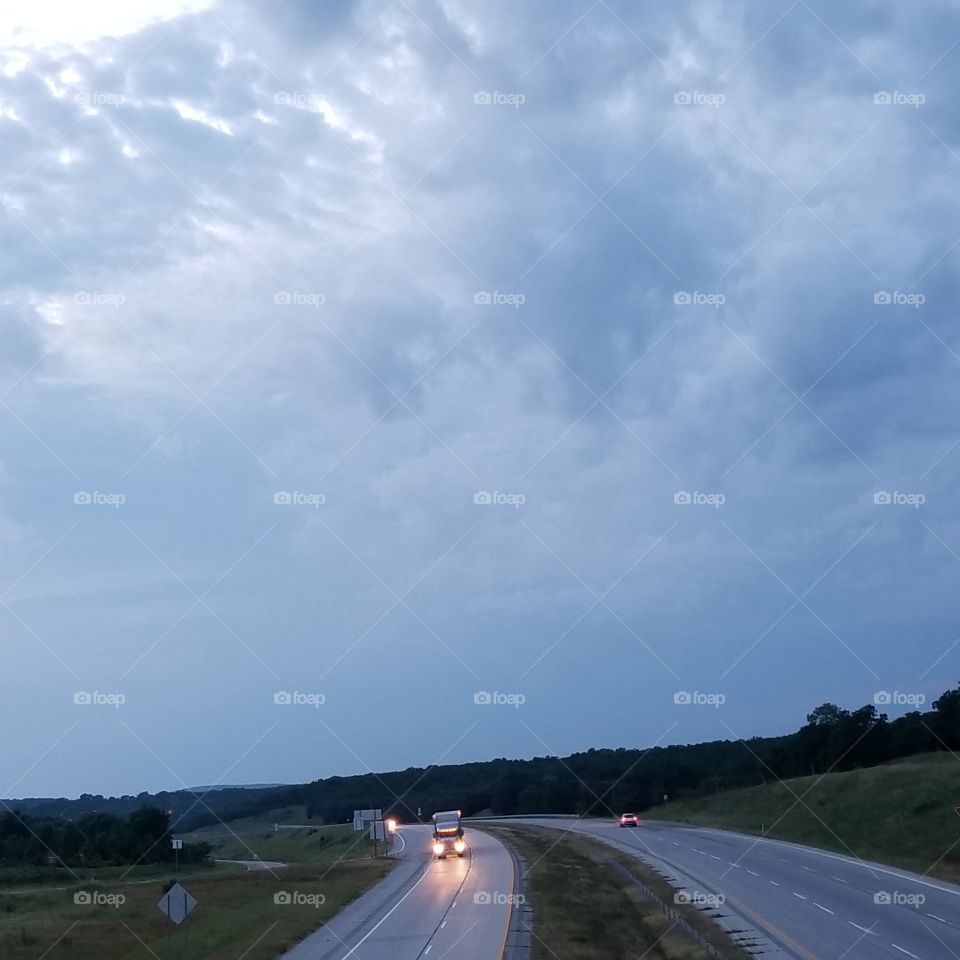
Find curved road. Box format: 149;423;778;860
281;824;514;960
504;817;960;960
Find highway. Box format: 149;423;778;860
506;817;960;960
281;824;514;960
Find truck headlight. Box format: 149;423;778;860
433;842;444;855
454;839;465;853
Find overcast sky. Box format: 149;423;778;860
2;0;958;799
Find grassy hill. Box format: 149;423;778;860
646;753;960;882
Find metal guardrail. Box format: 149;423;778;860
604;858;740;960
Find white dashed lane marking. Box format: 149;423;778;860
849;922;877;936
813;903;834;914
793;893;808;901
891;945;920;959
926;914;945;923
832;876;848;884
747;870;760;877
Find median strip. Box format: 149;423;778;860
488;826;753;960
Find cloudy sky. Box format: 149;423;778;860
2;0;959;799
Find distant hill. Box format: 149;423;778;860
6;682;958;834
187;783;288;792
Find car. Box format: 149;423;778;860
618;813;639;827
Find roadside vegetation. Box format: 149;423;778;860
489;825;752;960
189;818;381;865
0;814;390;960
647;752;960;882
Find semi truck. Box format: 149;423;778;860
431;809;466;859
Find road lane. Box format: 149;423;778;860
500;817;960;960
281;824;514;960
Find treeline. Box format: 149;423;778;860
0;806;211;867
195;682;960;827
7;684;959;832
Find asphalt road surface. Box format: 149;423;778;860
281;824;514;960
507;817;960;960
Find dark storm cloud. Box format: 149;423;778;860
1;0;958;796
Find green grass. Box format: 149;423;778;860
186;821;375;864
646;754;960;881
488;826;751;960
0;815;392;959
0;860;391;960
